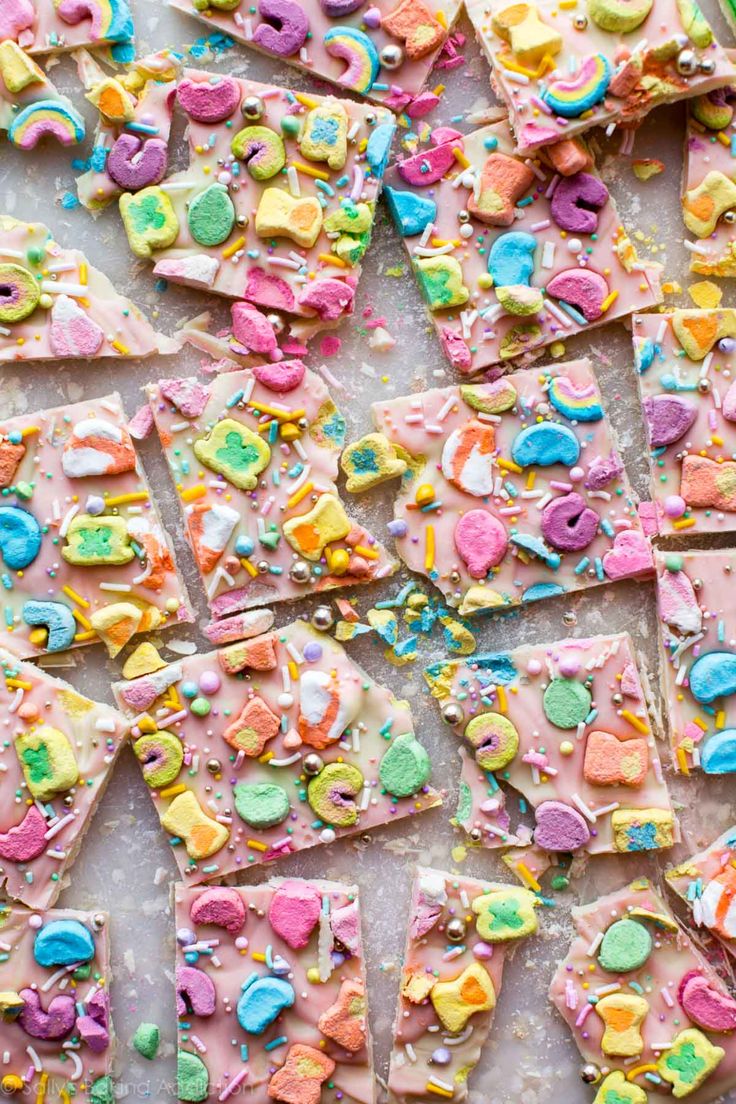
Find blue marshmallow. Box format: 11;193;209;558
689;651;736;704
34;920;95;967
0;507;42;570
701;730;736;774
366;123;396;177
22;600;76;652
384;187;436;237
511;422;581;468
237;975;295;1035
487;231;537;288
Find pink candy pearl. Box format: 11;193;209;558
199;671;221;694
569;466;584;481
527;659;543;675
363;6;381;26
558;657;580;677
664;494;687;518
472;941;494;960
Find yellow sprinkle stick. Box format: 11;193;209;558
181;484;207;502
620;710;649;735
62;584;89;608
291;160;330;181
425;525;435;571
106;491;149;507
222;236;246;259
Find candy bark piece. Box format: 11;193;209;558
76;49;180;211
176;878;372;1102
147;365;395;617
168;0;459;109
0;906;113;1097
371;358;652;614
0;392;189;658
667;825;736;962
126;71;393;344
655;547;736;775
633;309;736;537
0;40;85;149
0;216;175;363
682;80;736;276
465;0;736;154
0;649;128;909
0;0;134;56
387;867;539;1101
383;120;661;374
113;620;440;885
550;878;736;1103
426;632;675;873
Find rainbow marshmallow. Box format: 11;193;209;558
0;41;85;149
7;98;84;148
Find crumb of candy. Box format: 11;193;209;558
632;159;665;181
132;1022;160;1060
688;280;723;309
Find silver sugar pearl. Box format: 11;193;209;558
303;753;324;776
698;378;712;394
581;1064;601;1085
449;569;461;584
692;577;703;590
441;701;465;726
236;214;249;227
676;48;698;76
257;559;270;574
563;611;577;627
241;95;265;119
457;210;470;224
289;560;311;584
446;917;467;942
206;758;222;775
379;43;404;69
699;56;717;76
311;605;335;632
63;794;74;807
297;416;309;431
468;826;483;842
91;912;106;930
573;12;588;29
724;210;736;224
612;692;623;705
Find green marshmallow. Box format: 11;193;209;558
542;678;592;729
233;782;290;828
178;1050;209;1103
133;1022;160;1060
379;732;431;797
90;1076;115;1104
587;0;652;34
188;184;236;247
598;918;652;973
